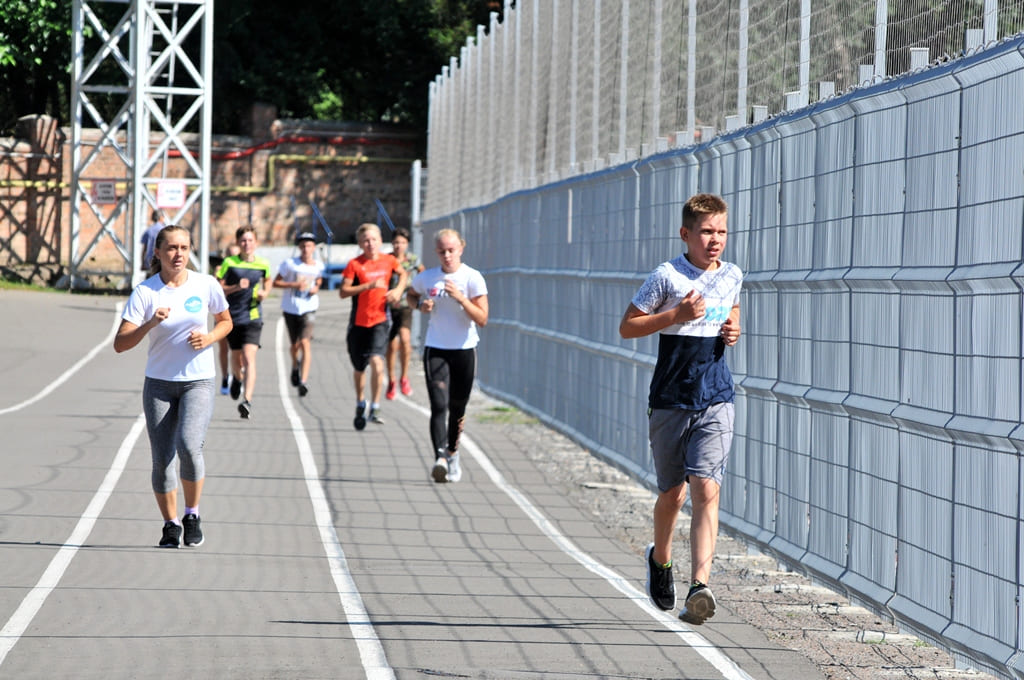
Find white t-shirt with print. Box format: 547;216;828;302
411;264;488;350
277;256;324;316
122;271;229;381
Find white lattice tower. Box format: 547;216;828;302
70;0;213;288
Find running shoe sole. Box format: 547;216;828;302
238;401;251;419
679;587;717;625
354;414;366;430
431;458;449;483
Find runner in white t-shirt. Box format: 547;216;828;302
408;228;488;483
274;232;324;397
115;225;232;549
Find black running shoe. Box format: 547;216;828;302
291;367;300;387
645;543;676;611
298;383;309;397
679;582;716;625
182;513;204;547
353;404;366;431
229;376;242;400
238;400;252;419
159;522;182;548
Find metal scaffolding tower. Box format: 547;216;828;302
70;0;213;289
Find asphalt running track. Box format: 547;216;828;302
0;288;822;680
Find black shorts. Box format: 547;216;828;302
227;320;263;350
283;312;315;343
388;306;412;340
346;322;389;372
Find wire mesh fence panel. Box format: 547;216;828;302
424;0;1024;219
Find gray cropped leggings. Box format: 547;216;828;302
142;377;214;493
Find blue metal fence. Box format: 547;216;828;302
421;36;1024;680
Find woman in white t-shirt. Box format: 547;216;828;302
114;225;232;549
408;229;488;483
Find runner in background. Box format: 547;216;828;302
408;228;488;483
139;209;165;272
216;225;272;419
386;227;425;400
274;232;324;397
339;223;407;429
216;242;241;395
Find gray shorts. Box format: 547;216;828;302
649;402;734;491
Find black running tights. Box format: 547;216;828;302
423;346;476;456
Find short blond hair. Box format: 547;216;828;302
434;228;465;247
356;223;381;240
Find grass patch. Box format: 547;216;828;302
476;405;538;425
0;279;49;292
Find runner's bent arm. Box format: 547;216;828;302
618;290;706;339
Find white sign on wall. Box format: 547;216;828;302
156;180;187;209
92;180;116;205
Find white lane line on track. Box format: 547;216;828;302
0;413;145;666
0;303;123;416
397;396;754;680
274;320;395;680
1;302;138;667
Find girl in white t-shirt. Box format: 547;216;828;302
408;229;488;483
114;225;232;549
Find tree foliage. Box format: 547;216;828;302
0;0;504;137
0;0;71;131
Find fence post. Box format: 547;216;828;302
488;13;498;200
592;0;602;168
618;0;630;159
800;0;811;102
512;1;522;191
569;0;579;173
529;0;539;186
874;0;888;80
687;0;696;137
651;0;663;155
984;0;998;43
547;0;561;182
738;0;749;120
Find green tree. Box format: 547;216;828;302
0;0;71;132
0;0;504;137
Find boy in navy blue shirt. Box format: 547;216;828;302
619;193;742;624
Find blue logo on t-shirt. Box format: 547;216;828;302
184;296;203;313
705;306;730;323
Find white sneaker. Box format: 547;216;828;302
431;456;449;483
447;453;462;482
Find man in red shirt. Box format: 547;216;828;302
340;223;408;430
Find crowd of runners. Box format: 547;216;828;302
119;193;741;628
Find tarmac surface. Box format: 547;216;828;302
0;288;1000;680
